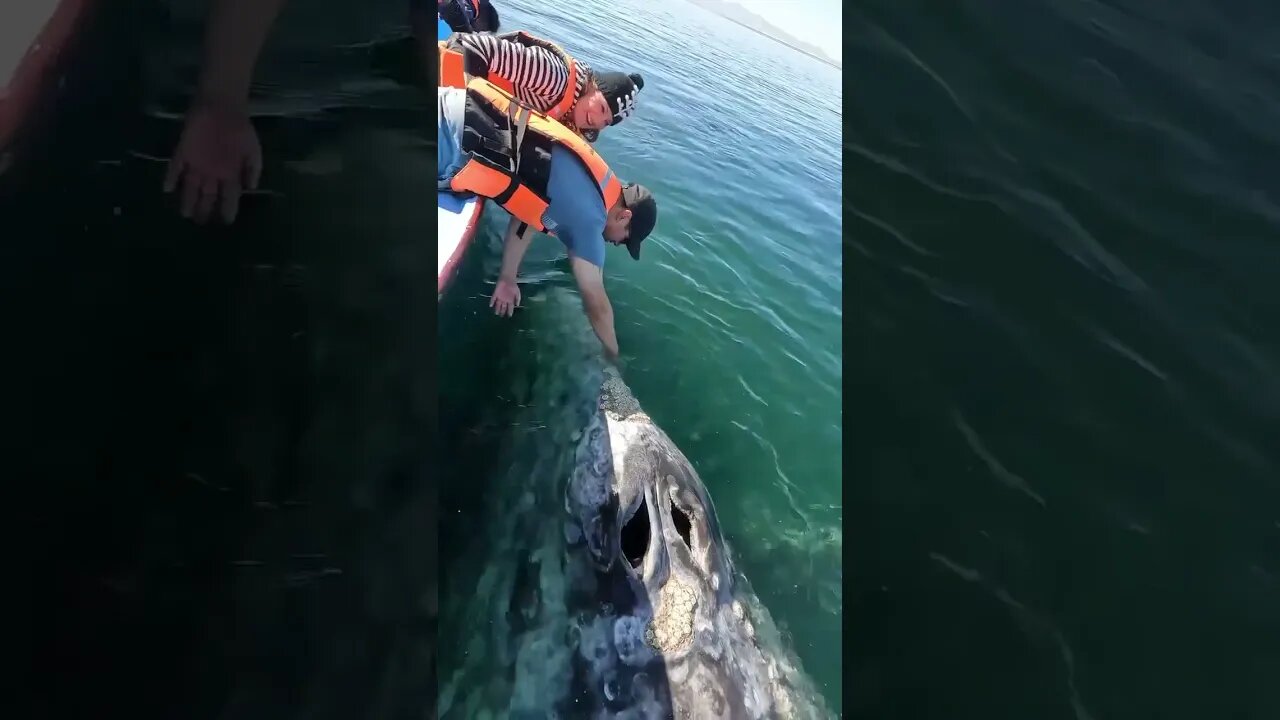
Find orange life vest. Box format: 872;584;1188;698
438;31;581;121
448;78;621;232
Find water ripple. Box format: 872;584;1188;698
951;409;1047;508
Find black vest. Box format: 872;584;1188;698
459;85;557;207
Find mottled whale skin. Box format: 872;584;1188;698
560;367;832;719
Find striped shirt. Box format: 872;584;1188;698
452;33;591;134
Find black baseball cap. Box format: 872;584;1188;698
620;183;657;260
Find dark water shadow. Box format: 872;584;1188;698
9;18;438;716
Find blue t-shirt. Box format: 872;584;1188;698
542;145;607;268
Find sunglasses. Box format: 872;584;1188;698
618;194;632;242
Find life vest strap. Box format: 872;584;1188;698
451;156;515;199
450;157;550;231
504;185;549;222
508;104;531;160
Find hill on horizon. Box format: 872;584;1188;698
686;0;842;69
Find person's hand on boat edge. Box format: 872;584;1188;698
165;102;262;224
490;277;521;316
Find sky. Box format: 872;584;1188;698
727;0;843;61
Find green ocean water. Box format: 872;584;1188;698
851;2;1280;719
437;0;844;713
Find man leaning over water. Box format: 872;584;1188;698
438;82;658;362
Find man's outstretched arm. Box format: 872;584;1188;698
498;217;535;282
165;0;287;224
195;0;289;107
571;257;619;361
490;217;535;316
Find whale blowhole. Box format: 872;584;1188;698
621;496;651;570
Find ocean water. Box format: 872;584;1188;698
850;2;1280;719
437;0;844;713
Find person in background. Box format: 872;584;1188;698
437;0;499;34
438;80;658;361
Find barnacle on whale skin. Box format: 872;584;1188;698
645;579;699;653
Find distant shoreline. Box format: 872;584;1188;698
715;14;842;70
682;0;842;70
